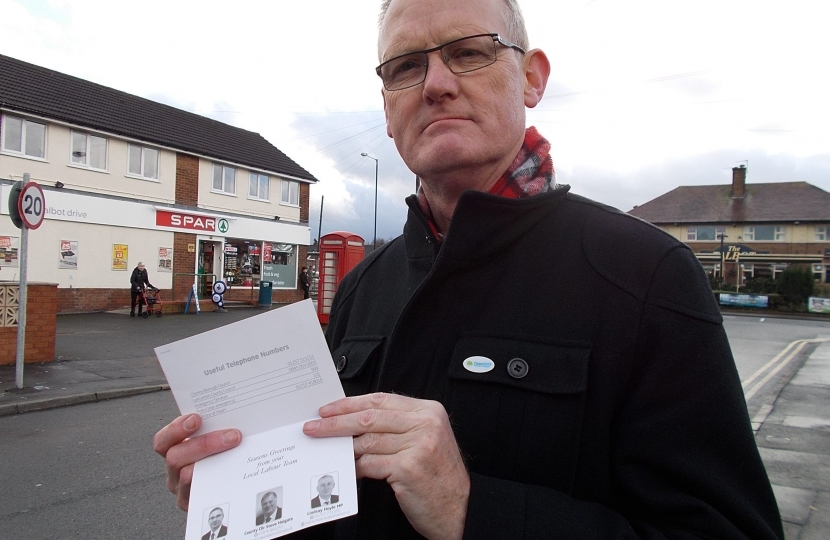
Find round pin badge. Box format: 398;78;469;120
463;356;495;373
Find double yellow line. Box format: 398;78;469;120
742;338;829;401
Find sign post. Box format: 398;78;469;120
8;173;46;389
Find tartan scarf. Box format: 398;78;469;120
417;126;557;241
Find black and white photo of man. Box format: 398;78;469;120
201;506;227;540
254;488;282;525
311;473;339;508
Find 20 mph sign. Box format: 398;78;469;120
17;182;46;230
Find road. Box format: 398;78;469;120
0;314;827;539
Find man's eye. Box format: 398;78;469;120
393;59;422;75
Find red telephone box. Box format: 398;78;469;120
317;232;365;324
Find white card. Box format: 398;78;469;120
155;300;357;539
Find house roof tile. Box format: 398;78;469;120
628;181;830;224
0;54;317;182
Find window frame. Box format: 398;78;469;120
743;225;786;242
248;172;270;201
280;179;300;207
815;226;827;241
1;114;47;160
212;163;236;195
126;144;160;181
69;130;108;171
686;225;725;242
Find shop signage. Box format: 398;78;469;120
719;293;769;308
156;210;217;232
807;297;830;314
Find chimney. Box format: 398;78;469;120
731;165;746;198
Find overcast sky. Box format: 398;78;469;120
2;0;828;243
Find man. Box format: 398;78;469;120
300;266;310;300
154;0;784;538
201;507;227;540
310;475;339;508
129;261;154;317
255;491;282;525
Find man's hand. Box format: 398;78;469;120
303;393;470;540
152;414;242;510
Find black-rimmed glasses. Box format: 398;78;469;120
376;33;525;91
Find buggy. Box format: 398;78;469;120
138;287;163;318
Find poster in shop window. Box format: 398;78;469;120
59;240;79;269
112;244;128;271
158;247;173;273
0;236;20;268
262;244;297;288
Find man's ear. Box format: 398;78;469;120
382;89;393;138
522;49;550;108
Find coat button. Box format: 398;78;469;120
335;355;347;373
507;358;528;379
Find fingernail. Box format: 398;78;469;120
305;420;320;432
183;414;198;431
221;430;240;445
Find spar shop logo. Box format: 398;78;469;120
463;356;495;373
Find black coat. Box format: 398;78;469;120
293;187;783;540
130;267;152;291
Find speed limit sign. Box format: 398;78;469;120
17;182;46;230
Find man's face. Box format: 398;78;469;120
316;475;335;498
380;0;529;180
208;509;223;531
261;493;278;515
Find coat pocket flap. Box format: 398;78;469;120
331;337;384;379
448;336;590;395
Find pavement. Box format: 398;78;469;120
0;309;828;539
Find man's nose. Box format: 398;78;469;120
422;50;459;100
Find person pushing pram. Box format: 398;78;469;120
129;261;155;318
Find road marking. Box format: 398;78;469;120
742;338;830;401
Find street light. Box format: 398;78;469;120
360;152;379;250
717;233;728;287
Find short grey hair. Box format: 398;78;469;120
378;0;529;55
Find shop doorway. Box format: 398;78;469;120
198;240;221;297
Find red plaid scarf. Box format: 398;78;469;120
417;126;556;241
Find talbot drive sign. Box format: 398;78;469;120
156;210;219;232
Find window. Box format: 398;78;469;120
281;179;299;206
248;173;269;200
1;115;46;158
744;225;786;241
70;131;107;170
816;226;827;241
686;226;725;241
127;144;159;179
212;164;236;194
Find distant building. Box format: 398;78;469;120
629;166;830;285
0;54;318;312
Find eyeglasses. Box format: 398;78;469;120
376;33;526;91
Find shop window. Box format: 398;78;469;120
262;243;298;288
1;115;46;159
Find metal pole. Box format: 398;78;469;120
317;195;324;249
15;173;30;389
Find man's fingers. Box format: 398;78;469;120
318;392;428;417
153;414;201;457
305;407;433;438
177;465;193;511
352;431;412;457
164;428;242;473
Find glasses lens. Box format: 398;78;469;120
444;35;496;74
381;53;427;91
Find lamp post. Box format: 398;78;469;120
360;153;379;250
717;233;728;288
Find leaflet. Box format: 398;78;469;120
155;300;357;540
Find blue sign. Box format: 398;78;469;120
719;293;769;308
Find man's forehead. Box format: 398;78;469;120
379;0;507;61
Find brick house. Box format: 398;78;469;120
0;54;318;313
629;166;830;286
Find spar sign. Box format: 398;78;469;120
156;210;228;233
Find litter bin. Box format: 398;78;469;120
258;281;273;309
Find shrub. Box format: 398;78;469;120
776;265;815;308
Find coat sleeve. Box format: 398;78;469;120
461;246;784;540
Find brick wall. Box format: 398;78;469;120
300;183;310;223
0;283;57;364
172;232;198;301
57;288;131;313
176;153;199;206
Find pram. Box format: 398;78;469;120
138;287;163;318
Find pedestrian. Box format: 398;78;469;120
300;266;310;300
129;261;154;318
153;0;784;538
